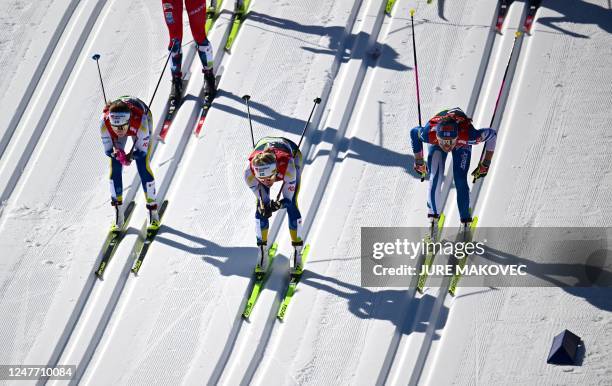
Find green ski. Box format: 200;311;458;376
277;244;311;321
225;0;251;51
448;217;479;296
131;200;170;275
96;201;136;279
205;0;224;34
416;213;446;293
242;242;278;318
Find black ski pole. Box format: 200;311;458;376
242;94;256;147
410;10;426;182
148;40;177;111
92;54;107;104
473;31;522;183
242;94;266;212
275;97;321;201
410;9;422;128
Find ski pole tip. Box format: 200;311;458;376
410;8;415;17
242;94;251;101
92;54;101;61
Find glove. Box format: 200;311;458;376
414;158;427;180
114;148;131;166
471;159;491;181
257;202;273;218
270;200;283;212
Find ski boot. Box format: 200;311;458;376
147;202;161;230
255;240;269;280
111;200;124;232
427;213;441;241
460;217;473;240
170;75;183;106
291;240;304;277
203;69;216;99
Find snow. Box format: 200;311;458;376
0;0;611;385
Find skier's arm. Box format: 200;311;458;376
410;124;430;178
100;119;114;157
467;126;497;151
244;164;266;199
469;126;497;181
280;158;298;204
131;115;152;160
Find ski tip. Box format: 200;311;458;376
409;8;415;17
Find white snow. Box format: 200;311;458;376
0;0;610;385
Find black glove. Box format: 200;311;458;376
258;202;273;218
270;200;283;212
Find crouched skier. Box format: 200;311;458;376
244;136;304;277
101;96;160;229
410;107;497;230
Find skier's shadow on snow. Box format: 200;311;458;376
481;246;612;312
247;11;409;71
537;0;612;38
300;268;449;336
152;225;256;279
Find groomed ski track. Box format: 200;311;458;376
0;0;610;385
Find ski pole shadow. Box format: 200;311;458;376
152;224;256;279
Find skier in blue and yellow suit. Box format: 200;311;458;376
410;108;496;227
100;96;159;229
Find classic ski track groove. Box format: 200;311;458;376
0;0;110;215
46;9;233;385
0;0;81;161
206;1;370;384
403;4;534;386
232;0;391;384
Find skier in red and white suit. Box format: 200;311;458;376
162;0;216;100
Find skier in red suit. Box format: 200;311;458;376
162;0;216;101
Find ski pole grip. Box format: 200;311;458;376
410;8;415;17
242;94;251;101
92;54;101;61
314;97;321;104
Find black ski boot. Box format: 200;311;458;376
170;76;183;106
204;69;216;99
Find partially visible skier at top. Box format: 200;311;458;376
100;96;160;230
162;0;217;102
410;107;496;228
244;137;304;278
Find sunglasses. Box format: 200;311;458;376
438;137;457;148
111;123;129;133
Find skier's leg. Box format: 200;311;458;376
254;186;271;272
135;114;159;226
283;151;304;271
162;0;184;78
452;146;472;222
109;136;127;227
186;0;214;70
427;145;447;217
